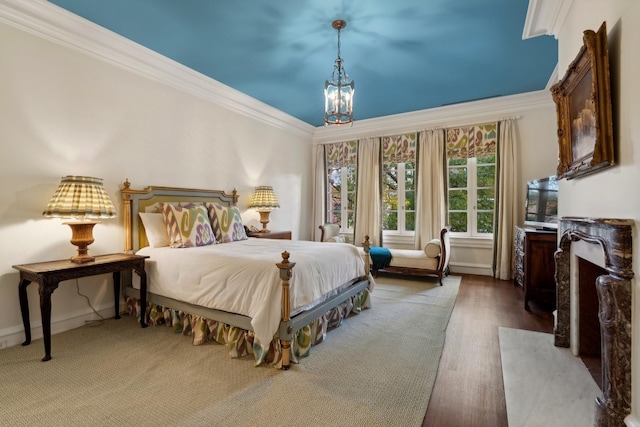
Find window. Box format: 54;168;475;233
382;134;417;234
448;155;496;234
327;165;356;229
446;124;497;236
325;141;357;231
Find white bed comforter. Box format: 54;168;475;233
136;239;367;347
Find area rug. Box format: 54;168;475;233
499;327;601;427
0;275;460;427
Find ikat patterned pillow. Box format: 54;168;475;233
205;203;247;243
161;203;216;248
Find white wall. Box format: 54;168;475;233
0;13;312;349
554;0;640;424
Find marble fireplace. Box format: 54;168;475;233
554;217;633;427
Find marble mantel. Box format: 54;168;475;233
554;217;633;427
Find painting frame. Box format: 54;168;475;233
551;22;614;180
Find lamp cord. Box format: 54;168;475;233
75;279;105;326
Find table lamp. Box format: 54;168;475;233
43;176;117;263
248;186;280;233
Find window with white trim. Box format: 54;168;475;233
446;124;497;236
382;133;417;234
325;141;357;231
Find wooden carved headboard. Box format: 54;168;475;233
120;179;238;252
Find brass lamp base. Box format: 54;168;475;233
257;211;272;233
64;221;98;263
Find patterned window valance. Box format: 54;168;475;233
382;133;417;164
446;123;497;159
325;141;358;168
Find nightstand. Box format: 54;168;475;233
13;253;149;361
247;230;292;240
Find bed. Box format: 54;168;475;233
120;180;372;369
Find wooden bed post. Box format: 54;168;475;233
122;179;133;253
276;251;296;370
363;235;371;273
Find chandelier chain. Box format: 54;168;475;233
337;27;342;60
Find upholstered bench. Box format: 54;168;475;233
319;224;451;285
355;228;450;285
378;228;450;285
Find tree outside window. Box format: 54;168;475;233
327;165;356;229
446;124;497;236
382;133;417;234
382;162;416;232
325;141;357;232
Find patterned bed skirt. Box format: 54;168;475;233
124;288;372;368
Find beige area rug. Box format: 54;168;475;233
499;327;601;427
0;275;460;427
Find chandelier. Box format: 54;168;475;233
324;19;354;126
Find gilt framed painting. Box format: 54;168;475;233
551;22;614;180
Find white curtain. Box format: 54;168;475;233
311;144;325;242
354;137;381;247
494;119;519;279
414;129;446;250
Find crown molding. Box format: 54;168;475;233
0;0;314;138
522;0;574;39
312;90;555;144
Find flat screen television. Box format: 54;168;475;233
524;176;558;230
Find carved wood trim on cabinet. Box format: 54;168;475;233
514;226;557;311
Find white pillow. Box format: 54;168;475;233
327;235;347;243
424;239;441;258
139;212;170;248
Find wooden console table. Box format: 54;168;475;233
12;253;149;362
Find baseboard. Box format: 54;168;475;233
0;303;117;350
449;262;493;276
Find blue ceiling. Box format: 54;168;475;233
48;0;557;127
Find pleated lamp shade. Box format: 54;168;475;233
43;176;116;219
43;176;116;263
248;186;279;233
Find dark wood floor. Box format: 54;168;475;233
422;274;554;427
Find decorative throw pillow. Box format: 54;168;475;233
139;212;170;248
204;202;222;240
205;203;247;243
424;239;441;258
161;203;216;248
